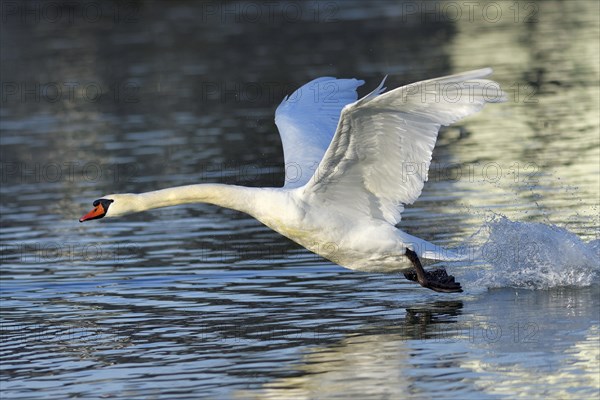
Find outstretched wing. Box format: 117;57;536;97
302;68;506;225
275;77;365;188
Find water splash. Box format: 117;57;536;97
452;216;599;289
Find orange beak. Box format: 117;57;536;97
79;204;106;222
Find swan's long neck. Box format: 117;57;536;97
117;184;265;217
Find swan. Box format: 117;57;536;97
80;68;506;293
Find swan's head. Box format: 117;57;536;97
79;194;139;222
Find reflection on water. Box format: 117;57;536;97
1;1;598;399
237;289;599;400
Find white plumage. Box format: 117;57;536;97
81;68;505;286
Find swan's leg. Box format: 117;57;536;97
403;249;463;293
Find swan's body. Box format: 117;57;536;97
81;68;506;291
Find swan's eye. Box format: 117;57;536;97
93;199;114;207
80;199;114;222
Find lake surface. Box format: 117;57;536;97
1;1;599;399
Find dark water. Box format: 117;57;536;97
1;1;599;399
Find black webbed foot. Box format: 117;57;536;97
421;269;462;293
403;268;462;293
403;249;463;293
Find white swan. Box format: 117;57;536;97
80;68;506;293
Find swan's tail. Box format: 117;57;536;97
421;246;466;262
402;232;467;262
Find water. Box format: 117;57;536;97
455;216;600;289
1;1;599;399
